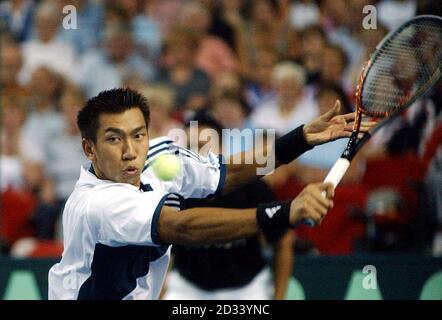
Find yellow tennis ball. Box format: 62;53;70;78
151;153;182;181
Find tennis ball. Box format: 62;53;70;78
151;153;182;181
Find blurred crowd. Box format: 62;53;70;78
1;0;441;258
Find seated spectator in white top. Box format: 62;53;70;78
19;0;76;84
75;22;155;98
22;67;64;164
250;61;319;136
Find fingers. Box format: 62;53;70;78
319;182;335;199
322;100;342;120
341;120;377;133
358;121;378;132
342;112;356;122
296;183;335;225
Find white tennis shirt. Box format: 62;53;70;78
48;137;226;300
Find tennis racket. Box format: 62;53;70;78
305;15;442;227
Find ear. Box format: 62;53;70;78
82;138;95;161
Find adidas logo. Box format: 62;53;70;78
265;205;281;218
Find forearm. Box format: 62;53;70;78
157;207;258;246
273;231;294;300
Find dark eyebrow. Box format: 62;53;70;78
104;126;147;135
131;126;147;135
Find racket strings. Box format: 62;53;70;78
360;19;442;116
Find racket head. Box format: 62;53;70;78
356;15;442;118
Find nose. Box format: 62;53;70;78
122;139;137;161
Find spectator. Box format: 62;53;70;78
22;67;64;165
210;71;244;103
319;44;349;88
212;95;255;156
109;0;162;60
58;0;104;54
251;61;319;135
320;0;363;74
19;0;76;83
225;0;289;79
0;96;30;192
378;0;417;31
298;25;327;85
178;1;239;79
75;21;154;97
1;40;30;100
156;26;210;113
33;85;88;240
289;0;320;30
284;27;303;65
145;0;186;38
0;0;35;43
138;85;182;139
243;47;278;109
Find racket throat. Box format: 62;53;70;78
342;131;359;161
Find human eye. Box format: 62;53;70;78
134;132;147;140
107;136;121;143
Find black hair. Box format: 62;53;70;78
77;88;150;142
213;93;252;117
316;83;352;113
185;109;224;135
300;24;326;41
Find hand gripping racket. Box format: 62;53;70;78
305;15;442;226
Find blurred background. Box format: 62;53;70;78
0;0;441;299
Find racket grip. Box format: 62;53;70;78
303;158;351;227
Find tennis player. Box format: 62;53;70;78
48;88;365;300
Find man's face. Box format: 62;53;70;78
84;108;149;187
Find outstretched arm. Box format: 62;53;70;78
223;100;375;193
157;183;334;246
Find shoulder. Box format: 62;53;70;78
82;183;134;214
148;136;175;158
146;136;208;167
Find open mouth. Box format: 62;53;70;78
124;167;138;175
